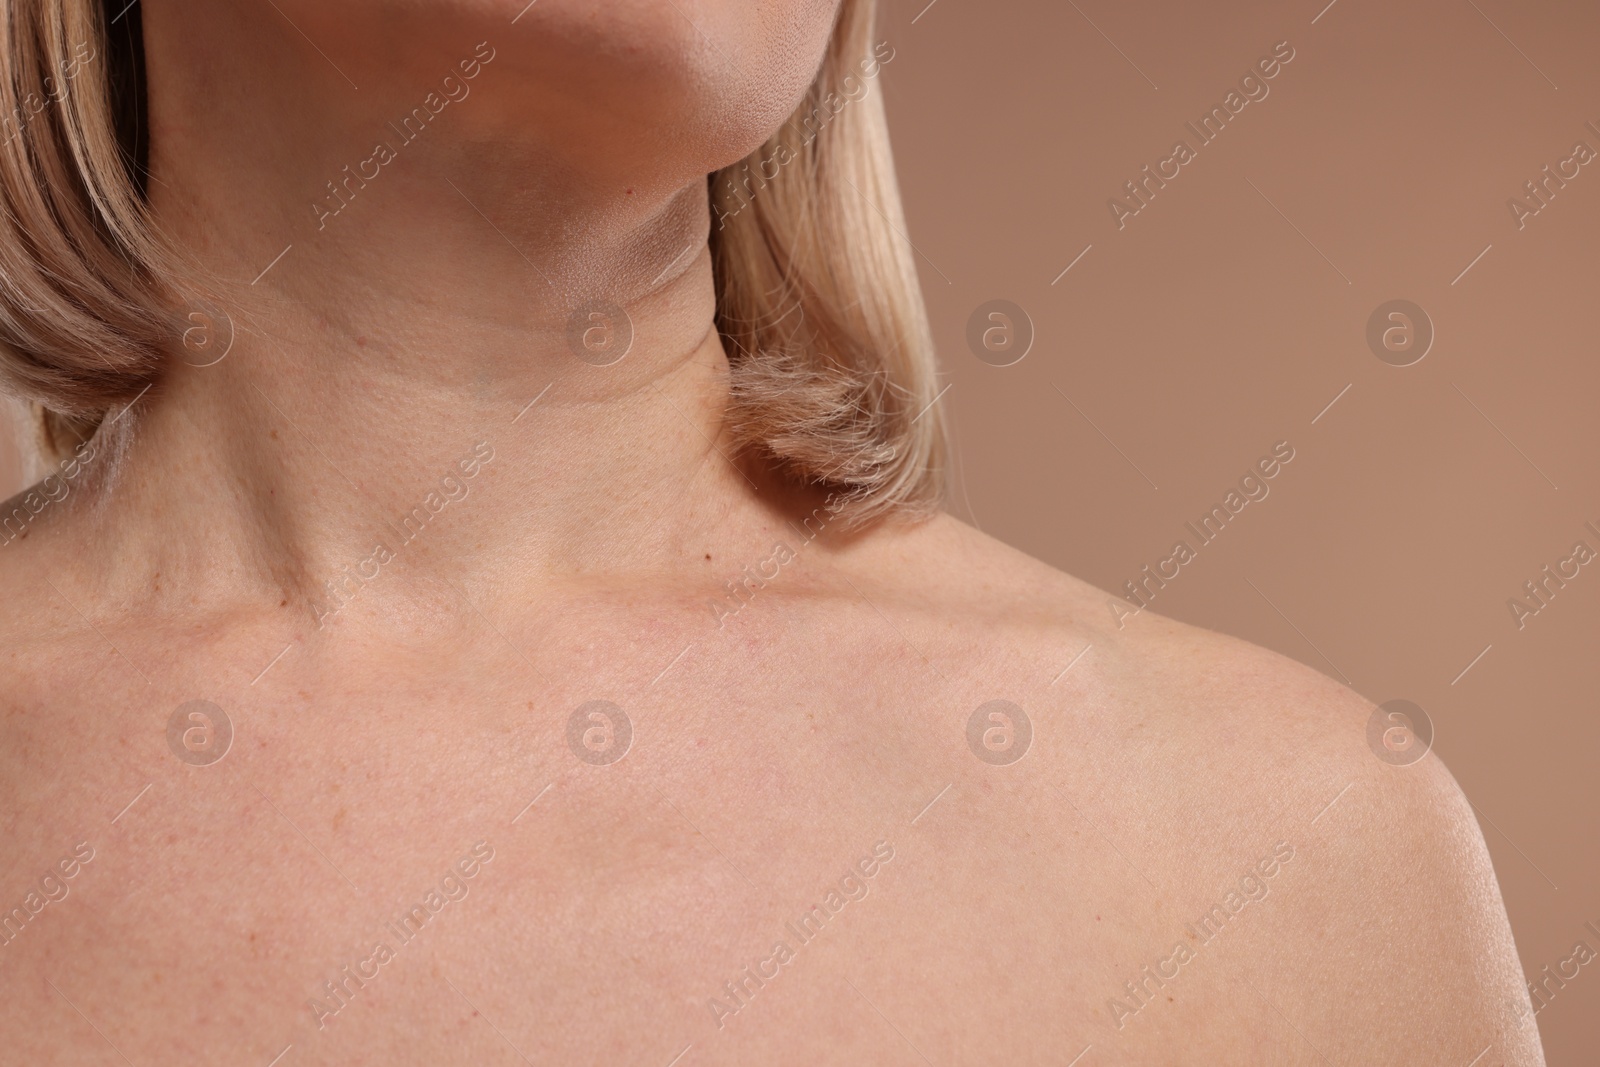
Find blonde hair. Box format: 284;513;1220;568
0;0;946;525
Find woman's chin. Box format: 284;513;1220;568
242;0;837;186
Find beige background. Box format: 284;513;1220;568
4;0;1597;1059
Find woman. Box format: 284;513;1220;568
0;0;1544;1063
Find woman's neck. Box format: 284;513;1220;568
53;5;787;625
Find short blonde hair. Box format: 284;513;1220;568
0;0;946;525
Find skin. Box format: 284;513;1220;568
0;0;1545;1063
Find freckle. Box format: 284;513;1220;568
280;599;287;607
270;429;279;440
1167;996;1174;1002
704;553;711;560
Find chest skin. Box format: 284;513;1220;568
0;589;1318;1066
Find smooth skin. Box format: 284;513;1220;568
0;1;1544;1063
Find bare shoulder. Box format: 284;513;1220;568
836;512;1545;1063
